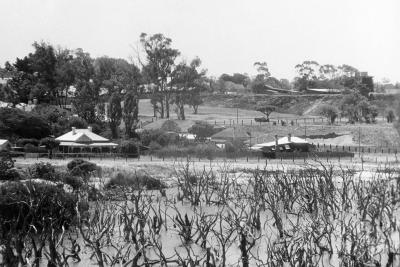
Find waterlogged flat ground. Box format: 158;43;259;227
10;156;400;266
15;153;400;181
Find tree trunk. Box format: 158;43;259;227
160;99;164;118
239;232;249;267
193;105;198;114
180;104;185;120
165;94;170;119
153;104;157;117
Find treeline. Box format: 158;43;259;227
0;33;210;138
206;61;375;95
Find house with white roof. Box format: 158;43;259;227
56;127;118;152
250;134;312;153
0;139;11;151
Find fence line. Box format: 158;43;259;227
12;150;400;168
146;115;390;128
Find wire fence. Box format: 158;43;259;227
11;147;400;166
145;115;390;128
312;143;400;154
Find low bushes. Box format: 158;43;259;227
160;120;181;132
139;129;181;147
62;174;85;191
28;162;56;181
149;142;253;159
152;143;223;160
187;121;220;140
17;138;40;147
0;107;51;140
67;159;99;180
119;140;139;157
105;172;166;190
23;144;46;153
0;153;20;181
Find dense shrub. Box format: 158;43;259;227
148;141;162;153
62;174;84;191
29;162;56;181
140;129;180;147
194;143;220;160
188;121;218;140
151;143;223;159
0;108;51;139
67;159;98;180
0;181;77;231
32;104;70;123
119;140;139;156
156;132;180;147
67;116;88;129
154;145;188;158
319;104;339;124
160;120;181;132
225;142;236;154
386;110;395;123
139;129;165;147
32;104;71;136
16;138;40;147
105;172;166;190
89;122;106;135
340;92;378;123
23;143;46;153
39;137;60;150
0;153;20;181
224;140;245;156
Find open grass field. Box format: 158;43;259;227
138;99;310;130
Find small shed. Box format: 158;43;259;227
0;139;11;151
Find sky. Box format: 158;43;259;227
0;0;399;83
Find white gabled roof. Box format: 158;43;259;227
0;139;10;146
56;129;109;143
250;136;308;150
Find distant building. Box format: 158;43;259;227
0;139;11;151
306;88;342;94
56;127;118;152
250;134;311;153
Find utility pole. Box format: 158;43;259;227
236;108;239;124
304;121;307;140
249;132;252;148
358;126;361;157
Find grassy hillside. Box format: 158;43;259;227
138;99;306;131
138;94;400;147
203;94;399;116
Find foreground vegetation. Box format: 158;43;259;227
1;153;400;266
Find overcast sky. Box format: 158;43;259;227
1;0;399;82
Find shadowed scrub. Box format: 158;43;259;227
105;171;166;190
